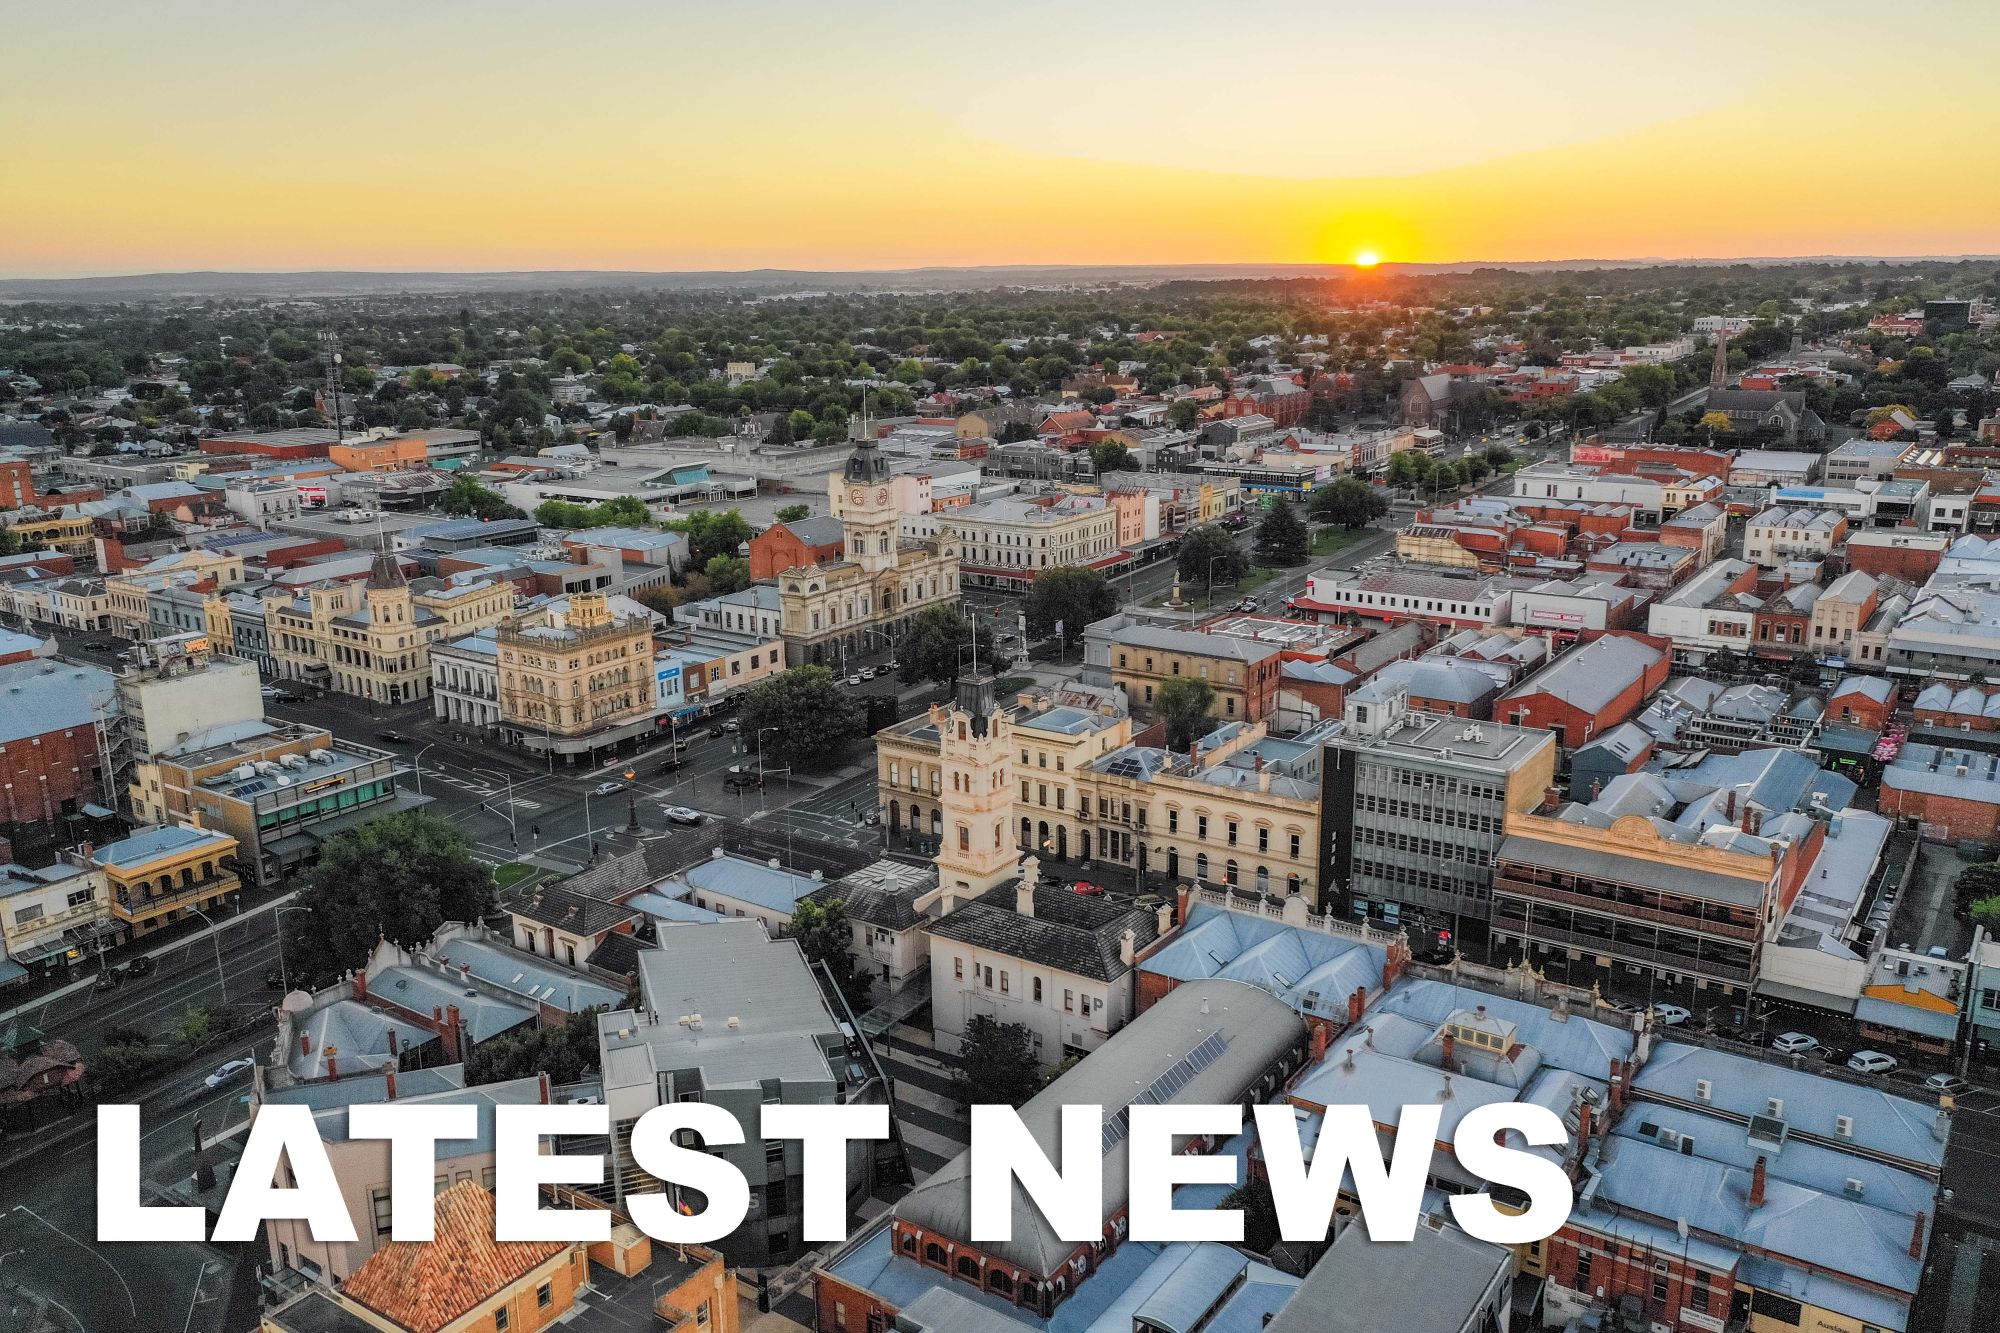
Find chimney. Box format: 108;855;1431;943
1155;900;1173;937
387;1029;399;1059
1188;741;1200;765
1607;1058;1628;1115
1310;1023;1330;1064
1177;883;1193;924
1119;928;1136;967
1542;785;1561;812
299;1033;312;1056
1589;778;1601;801
538;1072;551;1105
1725;789;1736;820
1574;1100;1594;1156
1740;806;1753;835
1015;877;1035;918
1441;1031;1457;1071
1347;986;1365;1025
385;1067;397;1100
1911;1211;1927;1260
1253;753;1265;772
441;1004;463;1063
1749;1155;1767;1208
326;1048;338;1081
352;968;367;1002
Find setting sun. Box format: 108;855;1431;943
1354;250;1381;268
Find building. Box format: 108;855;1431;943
596;918;887;1269
430;628;501;732
944;491;1123;592
496;592;656;760
1744;506;1848;567
268;553;509;704
0;859;111;983
114;634;262;761
1826;436;1918;482
1494;633;1671;749
815;978;1308;1328
1102;621;1282;725
1646;559;1764;664
776;440;959;667
89;822;240;940
1879;743;2000;842
1293;568;1539;630
129;723;411;887
748;515;843;581
1273;1215;1512;1333
1507;575;1647;642
0;656;117;857
1322;683;1558;940
1704;389;1826;444
1492;751;1848;998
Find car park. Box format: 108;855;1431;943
204;1058;255;1090
1924;1072;1970;1097
1846;1050;1898;1075
663;806;705;826
1651;1002;1691;1026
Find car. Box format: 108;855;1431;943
588;781;626;797
264;969;286;990
1846;1050;1899;1075
92;968;123;992
859;666;877;680
270;689;305;704
722;719;741;733
846;673;863;686
1924;1072;1971;1097
663;806;705;826
1071;881;1106;896
260;685;283;698
1771;1031;1824;1055
204;1058;255;1090
124;955;154;978
84;638;116;651
375;729;409;744
656;756;685;775
723;766;762;790
885;659;900;671
707;724;727;739
1651;1002;1692;1026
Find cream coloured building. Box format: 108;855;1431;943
943;490;1122;592
496;591;655;759
266;557;511;704
775;439;958;667
104;549;246;637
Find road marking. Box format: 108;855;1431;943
11;1205;137;1319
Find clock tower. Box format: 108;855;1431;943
833;438;899;574
931;668;1020;908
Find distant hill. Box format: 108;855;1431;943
2;257;1995;301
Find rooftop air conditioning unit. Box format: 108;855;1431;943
1835;1115;1855;1139
1695;1078;1713;1103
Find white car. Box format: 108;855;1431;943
1924;1072;1970;1097
204;1058;255;1090
859;666;877;680
1650;1003;1692;1026
1771;1031;1823;1055
588;781;626;797
1846;1050;1898;1076
846;673;863;686
662;806;705;826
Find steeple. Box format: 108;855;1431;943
1709;332;1730;390
366;550;406;590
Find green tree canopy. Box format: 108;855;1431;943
1253;497;1310;566
775;503;812;524
791;895;871;1012
1309;476;1390;529
438;474;527;521
1089;441;1135;473
704;554;750;595
741;665;863;773
955;1015;1044;1107
1022;566;1117;642
663;508;753;564
1176;523;1247;591
467;1007;607;1085
1155;675;1217;751
284;812;495;985
900;603;997;691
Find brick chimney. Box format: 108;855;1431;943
1725;789;1736;821
353;968;367;1002
1440;1031;1457;1071
385;1067;397;1100
441;1004;463;1063
326;1047;338;1081
1309;1023;1330;1064
1910;1210;1927;1260
1607;1058;1628;1115
1574;1100;1594;1155
1177;883;1193;924
1347;987;1365;1025
1749;1155;1767;1208
299;1032;312;1057
538;1071;551;1105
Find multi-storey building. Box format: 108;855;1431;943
0;860;111;982
430;627;500;732
0;656;117;858
776;440;958;667
1744;505;1848;567
942;490;1122;592
1322;682;1557;941
267;554;511;704
90;823;240;940
1104;620;1282;725
496;591;655;760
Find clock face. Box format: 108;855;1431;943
876;488;889;505
850;487;866;506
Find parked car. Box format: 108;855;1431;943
204;1058;255;1090
588;781;626;797
92;968;124;992
375;729;409;744
885;659;900;671
722;719;741;733
1771;1032;1824;1056
846;673;863;686
1071;881;1106;897
1924;1072;1971;1097
859;666;877;680
663;806;705;826
1846;1050;1898;1075
125;955;154;978
1651;1002;1692;1026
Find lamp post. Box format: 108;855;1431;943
273;903;312;995
183;905;229;1004
412;741;438;797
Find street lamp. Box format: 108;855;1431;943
182;905;230;1003
412;741;438;797
273;903;312;995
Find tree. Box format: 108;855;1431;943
1385;447;1435;490
1698;410;1735;434
900;603;996;691
704;554;750;595
1176;523;1247;592
1973;896;2000;934
955;1016;1044;1107
1023;567;1116;643
1089;441;1135;474
467;1007;607;1085
1253;497;1309;566
1155;676;1216;751
0;527;21;558
791;896;871;1011
663;509;753;564
775;503;812;524
284;812;495;985
439;474;526;520
1956;862;2000;914
1221;1178;1282;1253
741;666;863;773
1309;476;1390;530
1167;398;1201;429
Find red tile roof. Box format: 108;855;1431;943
342;1181;569;1333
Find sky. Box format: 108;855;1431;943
7;0;2000;277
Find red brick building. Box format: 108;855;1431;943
1880;745;2000;841
1828;676;1896;729
1496;632;1671;749
749;516;845;581
1843;530;1950;584
0;460;39;510
0;659;114;856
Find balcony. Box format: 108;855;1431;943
1493;874;1760;941
1496;916;1754;984
112;872;240;922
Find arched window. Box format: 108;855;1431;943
900;1233;917;1253
956;1255;980;1280
1225;859;1238;885
925;1242;947;1265
987;1270;1014;1296
1256;866;1270;894
1195;853;1209;880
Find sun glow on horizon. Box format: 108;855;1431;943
1353;250;1382;268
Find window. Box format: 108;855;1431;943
954;957;963;980
1000;971;1010;994
537;1282;553;1309
1064;989;1074;1012
370;1187;393;1236
1575;1249;1593;1290
1168;809;1179;833
1257;827;1269;853
1290;833;1301;859
495;1308;510;1332
1197;814;1208;840
1033;977;1043;1003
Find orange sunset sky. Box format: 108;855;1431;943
7;0;2000;277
